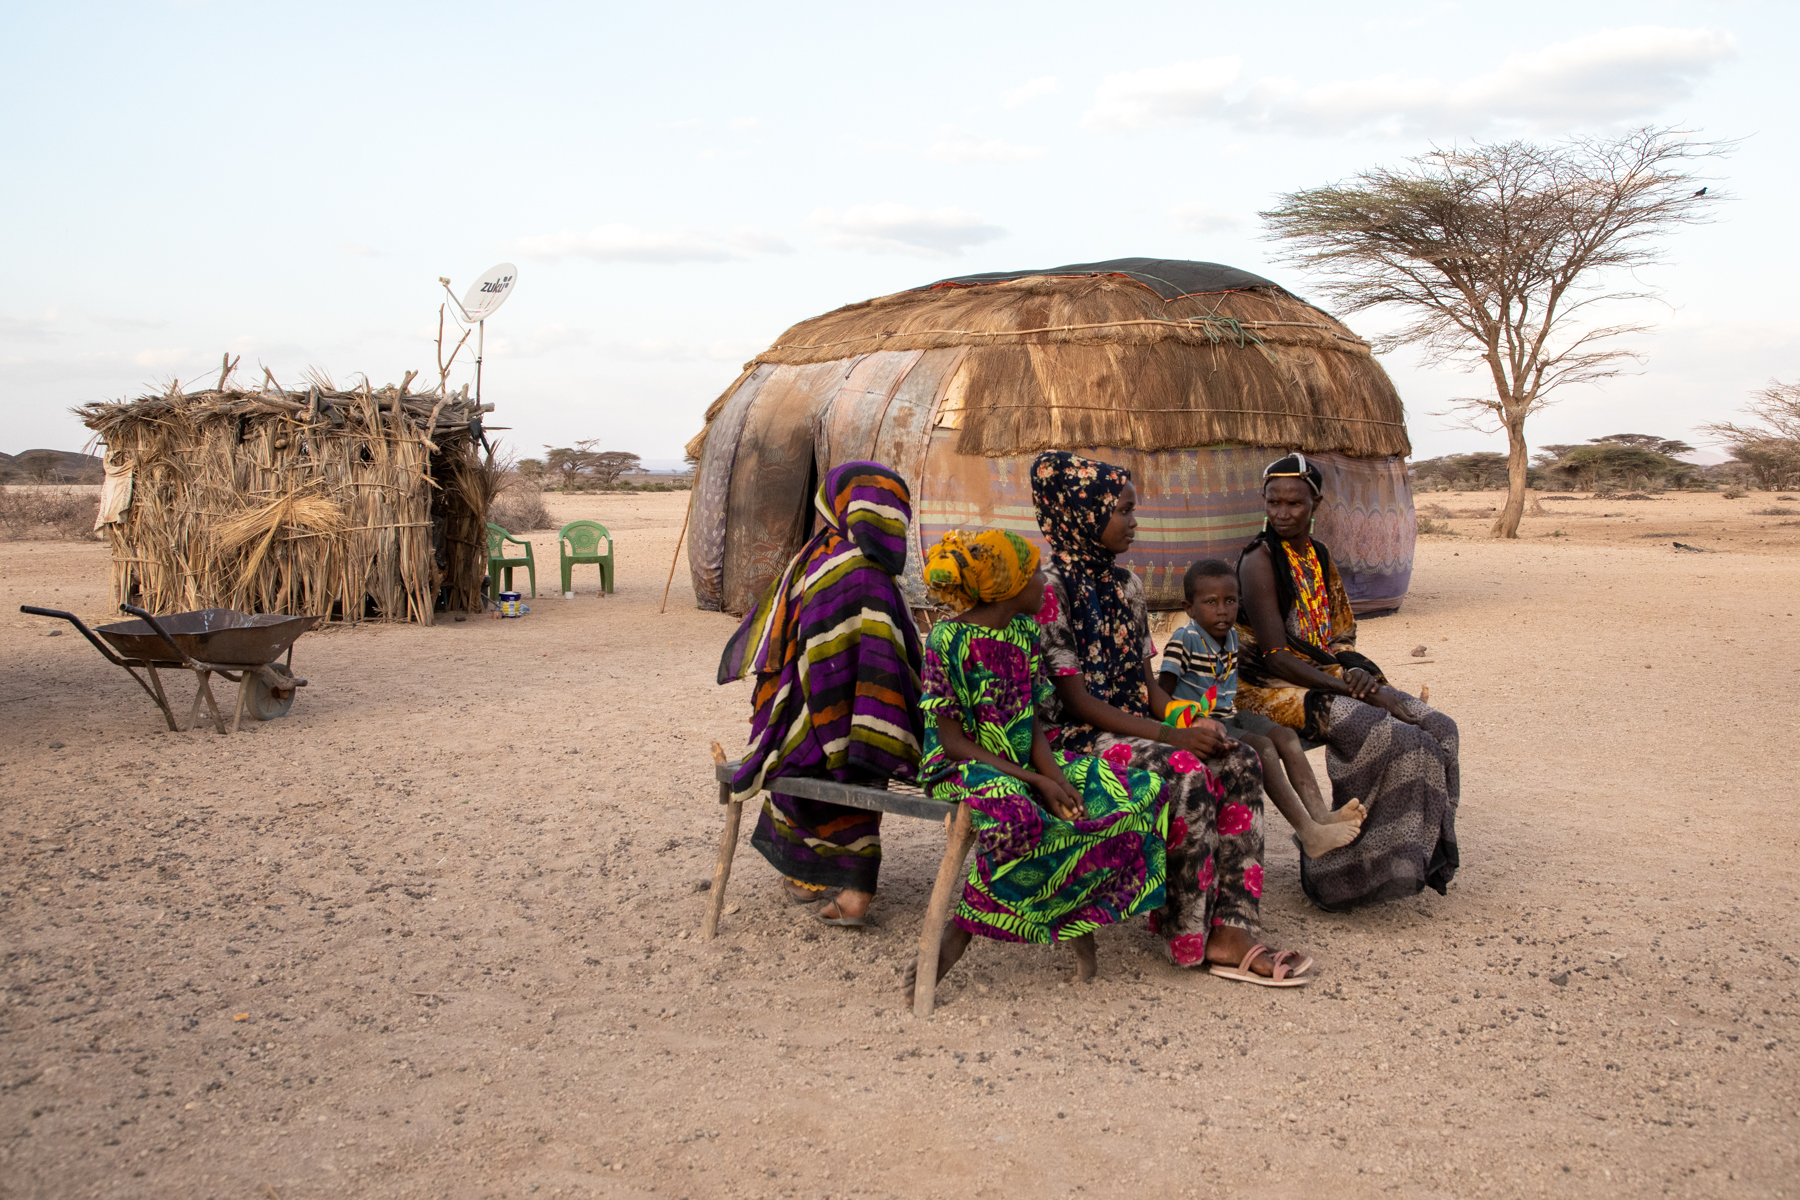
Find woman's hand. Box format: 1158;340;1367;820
1368;686;1421;725
1342;667;1382;700
1167;719;1236;759
1028;772;1085;821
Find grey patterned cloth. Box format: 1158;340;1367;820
1299;693;1460;911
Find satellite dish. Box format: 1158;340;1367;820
459;263;518;323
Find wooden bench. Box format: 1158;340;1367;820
701;744;972;1018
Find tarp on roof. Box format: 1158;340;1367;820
926;257;1282;301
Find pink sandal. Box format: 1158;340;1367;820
1207;943;1313;987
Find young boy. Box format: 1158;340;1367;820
1158;559;1366;858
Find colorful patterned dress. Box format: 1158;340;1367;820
919;614;1169;944
1026;450;1270;968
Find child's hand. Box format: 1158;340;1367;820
1028;772;1084;821
1168;720;1234;757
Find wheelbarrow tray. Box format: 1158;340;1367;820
96;609;319;667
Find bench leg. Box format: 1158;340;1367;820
913;802;974;1019
702;742;741;940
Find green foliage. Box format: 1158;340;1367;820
1409;452;1529;491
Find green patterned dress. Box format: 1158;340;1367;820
919;614;1169;944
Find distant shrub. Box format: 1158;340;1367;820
1752;506;1799;516
489;488;553;533
1722;487;1747;499
0;486;101;540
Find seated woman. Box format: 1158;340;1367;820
717;461;924;927
1029;451;1312;987
1235;453;1461;910
904;530;1169;1002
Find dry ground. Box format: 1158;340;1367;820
2;488;1797;1200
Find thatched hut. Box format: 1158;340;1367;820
79;376;495;624
685;258;1416;616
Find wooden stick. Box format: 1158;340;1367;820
660;497;693;614
701;742;741;940
913;801;975;1019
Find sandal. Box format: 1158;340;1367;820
1207;943;1312;987
817;899;871;928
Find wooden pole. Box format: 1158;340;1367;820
659;495;693;614
701;741;742;940
913;802;975;1019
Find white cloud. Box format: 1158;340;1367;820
1001;75;1060;109
0;310;63;343
1168;204;1245;234
490;324;591;359
133;348;191;368
1082;27;1735;136
599;338;764;363
1081;58;1241;130
513;224;793;264
728;116;759;131
338;241;380;257
923;129;1045;164
809;204;1005;258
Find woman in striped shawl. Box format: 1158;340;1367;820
718;461;924;926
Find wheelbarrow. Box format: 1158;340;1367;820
21;604;318;735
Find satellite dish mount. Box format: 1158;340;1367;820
440;263;518;406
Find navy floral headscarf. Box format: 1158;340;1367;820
1030;451;1147;716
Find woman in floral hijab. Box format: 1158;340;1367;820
1030;451;1312;986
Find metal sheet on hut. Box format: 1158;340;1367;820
689;364;773;611
810;347;967;606
720;359;859;615
915;435;1414;614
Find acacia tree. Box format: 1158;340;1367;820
1263;127;1726;537
1700;379;1800;490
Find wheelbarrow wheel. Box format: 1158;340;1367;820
249;667;299;721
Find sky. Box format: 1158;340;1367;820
3;1;1796;468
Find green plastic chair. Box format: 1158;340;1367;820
486;522;536;599
559;520;614;595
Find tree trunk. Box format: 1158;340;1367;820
1492;416;1530;538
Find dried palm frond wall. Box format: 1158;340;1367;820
78;381;493;623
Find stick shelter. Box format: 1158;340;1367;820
79;377;496;624
685;258;1419;616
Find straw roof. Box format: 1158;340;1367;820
79;378;494;623
692;270;1409;460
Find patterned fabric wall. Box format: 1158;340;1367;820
691;352;1416;616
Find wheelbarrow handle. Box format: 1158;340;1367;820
119;603;203;670
19;606;129;667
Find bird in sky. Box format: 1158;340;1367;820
1693;187;1708;197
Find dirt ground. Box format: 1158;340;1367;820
2;488;1797;1200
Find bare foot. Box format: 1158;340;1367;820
820;888;872;921
1298;816;1363;858
1071;932;1098;983
901;926;973;1006
1325;798;1368;825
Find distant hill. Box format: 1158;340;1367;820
0;449;104;483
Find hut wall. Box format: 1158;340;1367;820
689;349;1415;617
915;436;1413;614
85;387;488;623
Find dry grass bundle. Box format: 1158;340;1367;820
714;272;1408;459
78;373;493;623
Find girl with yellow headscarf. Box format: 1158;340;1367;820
905;529;1170;1005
